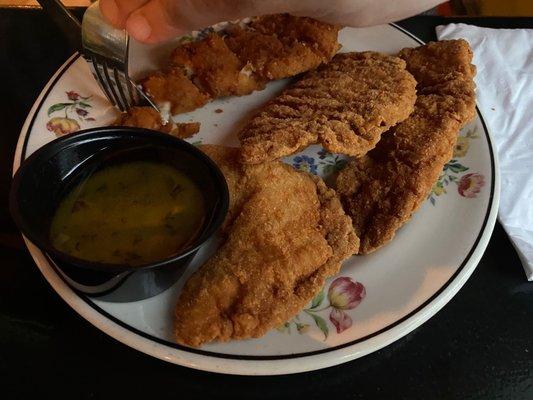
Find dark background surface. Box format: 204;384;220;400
1;9;532;399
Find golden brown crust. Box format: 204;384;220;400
115;106;200;139
141;68;211;115
225;14;340;80
169;122;201;139
398;40;476;92
142;14;340;117
170;33;265;97
335;40;477;254
238;51;417;164
173;145;358;347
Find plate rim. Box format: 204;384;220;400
13;24;500;375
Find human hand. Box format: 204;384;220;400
100;0;444;44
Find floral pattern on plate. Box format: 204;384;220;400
292;155;318;175
278;277;366;339
458;173;486;198
291;129;486;206
46;90;94;137
317;149;348;175
427;128;485;204
292;149;347;176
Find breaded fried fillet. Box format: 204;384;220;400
170;33;265;97
142;14;340;116
225;14;340;80
115;106;199;139
238;52;417;163
174;145;358;347
142;68;210;115
335;40;477;254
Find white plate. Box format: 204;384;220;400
13;24;499;375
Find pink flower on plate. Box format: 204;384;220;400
46;117;80;136
458;173;485;198
66;90;80;101
328;277;366;310
329;308;352;333
327;277;366;334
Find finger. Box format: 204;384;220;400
126;0;185;43
99;0;151;28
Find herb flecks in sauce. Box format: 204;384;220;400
50;161;205;266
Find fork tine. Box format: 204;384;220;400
101;60;126;111
126;76;138;106
113;68;132;111
134;83;159;111
89;56;116;108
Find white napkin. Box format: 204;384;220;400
436;23;533;280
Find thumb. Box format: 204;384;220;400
124;0;302;44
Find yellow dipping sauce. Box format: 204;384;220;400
49;161;205;265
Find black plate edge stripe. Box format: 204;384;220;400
21;54;81;160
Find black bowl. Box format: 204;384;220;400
10;127;229;302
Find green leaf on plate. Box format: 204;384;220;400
309;312;329;339
448;163;469;173
78;102;92;108
310;290;325;309
47;102;73;116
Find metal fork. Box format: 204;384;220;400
83;1;147;111
37;0;156;112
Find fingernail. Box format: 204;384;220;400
126;14;152;41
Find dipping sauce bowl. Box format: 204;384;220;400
10;127;229;301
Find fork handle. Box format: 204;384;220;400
37;0;82;51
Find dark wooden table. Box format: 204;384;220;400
1;9;532;399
